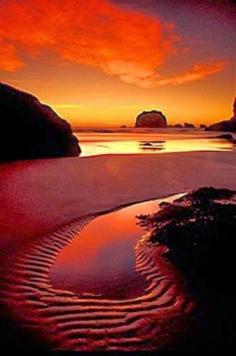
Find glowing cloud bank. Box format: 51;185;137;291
0;0;226;87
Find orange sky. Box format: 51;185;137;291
0;0;235;127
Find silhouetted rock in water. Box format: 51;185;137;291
207;97;236;132
0;83;81;161
174;124;183;128
200;124;207;129
135;110;167;128
184;122;195;128
137;187;236;351
120;125;127;128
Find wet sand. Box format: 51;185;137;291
1;200;193;351
1;151;236;253
1;149;236;350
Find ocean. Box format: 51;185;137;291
74;128;233;156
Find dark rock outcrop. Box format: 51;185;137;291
215;133;234;140
213;133;236;144
0;83;81;161
184;122;195;129
199;124;207;129
135;110;167;128
207;98;236;132
174;124;183;128
139;186;236;295
137;187;236;351
207;118;236;132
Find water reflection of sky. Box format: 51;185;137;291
49;195;181;299
76;132;233;156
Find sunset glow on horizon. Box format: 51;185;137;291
0;0;235;127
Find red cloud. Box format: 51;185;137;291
0;0;226;87
154;61;227;87
0;39;24;72
0;0;174;79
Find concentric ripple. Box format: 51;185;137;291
1;208;194;351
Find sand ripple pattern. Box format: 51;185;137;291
0;216;193;351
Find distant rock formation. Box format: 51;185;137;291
0;83;81;161
207;118;236;132
184;122;195;129
200;124;207;129
174;124;183;128
135;110;167;128
207;98;236;132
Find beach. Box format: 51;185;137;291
1;134;236;351
1;0;235;350
1;150;236;252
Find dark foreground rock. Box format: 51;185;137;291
135;110;167;128
0;83;81;161
138;187;236;351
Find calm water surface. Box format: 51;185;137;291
49;194;183;299
75;131;233;156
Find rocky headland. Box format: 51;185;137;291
207;98;236;132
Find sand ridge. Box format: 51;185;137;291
1;212;193;351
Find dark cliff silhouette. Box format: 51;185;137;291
0;83;81;161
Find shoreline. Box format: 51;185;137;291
1;150;236;351
1;150;236;252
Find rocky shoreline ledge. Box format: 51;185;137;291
138;187;236;350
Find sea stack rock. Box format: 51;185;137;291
0;83;81;161
207;97;236;132
135;110;167;128
184;122;195;129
